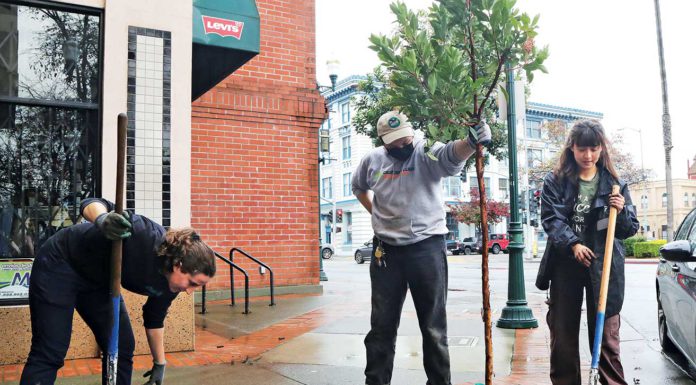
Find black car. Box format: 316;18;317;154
446;239;460;255
656;208;696;369
354;240;373;264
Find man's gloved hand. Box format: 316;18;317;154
467;120;492;147
94;211;132;240
143;362;165;385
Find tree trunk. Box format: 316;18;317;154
475;144;493;384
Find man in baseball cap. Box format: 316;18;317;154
377;111;414;144
352;110;491;385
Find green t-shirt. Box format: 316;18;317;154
571;173;599;241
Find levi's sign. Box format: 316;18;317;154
202;15;244;40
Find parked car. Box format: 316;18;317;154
320;243;334;259
446;239;460;255
354;240;373;264
656;208;696;368
475;233;510;254
456;237;477;255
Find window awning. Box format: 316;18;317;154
192;0;260;100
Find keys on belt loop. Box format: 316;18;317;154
375;240;387;268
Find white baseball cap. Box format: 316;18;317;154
377;111;414;144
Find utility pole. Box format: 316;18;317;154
654;0;674;241
497;63;538;329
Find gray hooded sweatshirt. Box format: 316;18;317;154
352;139;466;246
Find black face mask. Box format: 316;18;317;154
386;143;414;161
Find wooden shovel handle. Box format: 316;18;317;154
597;185;620;313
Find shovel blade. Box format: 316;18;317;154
588;368;600;385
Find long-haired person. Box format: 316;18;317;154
20;198;216;385
535;120;639;385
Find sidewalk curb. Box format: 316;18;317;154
625;258;659;265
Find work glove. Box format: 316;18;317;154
94;211;132;240
143;362;166;385
467;120;492;147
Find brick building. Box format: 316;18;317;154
191;1;326;297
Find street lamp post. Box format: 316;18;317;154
317;61;339;282
621;127;648;235
318;128;330;281
497;63;538;329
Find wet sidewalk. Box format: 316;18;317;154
0;257;554;385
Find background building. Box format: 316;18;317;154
637;178;696;239
319;76;373;254
688;155;696;180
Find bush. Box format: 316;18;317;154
622;235;646;257
633;240;667;258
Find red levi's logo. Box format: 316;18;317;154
202;15;244;40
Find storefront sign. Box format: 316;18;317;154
192;0;260;99
0;261;32;300
202;15;244;39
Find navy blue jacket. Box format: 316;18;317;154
37;198;176;328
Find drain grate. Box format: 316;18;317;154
448;336;478;347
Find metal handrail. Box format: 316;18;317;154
230;247;275;306
200;251;250;314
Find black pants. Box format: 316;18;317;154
547;260;626;385
20;252;135;385
364;235;450;385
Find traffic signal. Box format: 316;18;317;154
529;190;538;213
518;193;527;211
533;190;542;204
336;209;343;223
327;210;333;223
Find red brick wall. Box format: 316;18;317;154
191;0;326;291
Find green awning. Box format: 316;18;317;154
192;0;260;100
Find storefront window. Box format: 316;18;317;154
0;4;100;103
0;2;101;304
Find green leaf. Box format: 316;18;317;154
427;74;438;94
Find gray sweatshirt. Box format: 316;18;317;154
352;139;466;246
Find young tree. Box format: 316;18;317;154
366;1;548;382
352;67;510;172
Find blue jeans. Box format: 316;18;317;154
20;252;135;385
364;235;451;385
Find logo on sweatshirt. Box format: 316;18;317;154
374;166;415;182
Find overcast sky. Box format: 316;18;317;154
315;0;695;180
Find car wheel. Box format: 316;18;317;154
355;251;365;264
657;293;677;352
492;244;501;254
321;248;333;260
464;247;472;255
